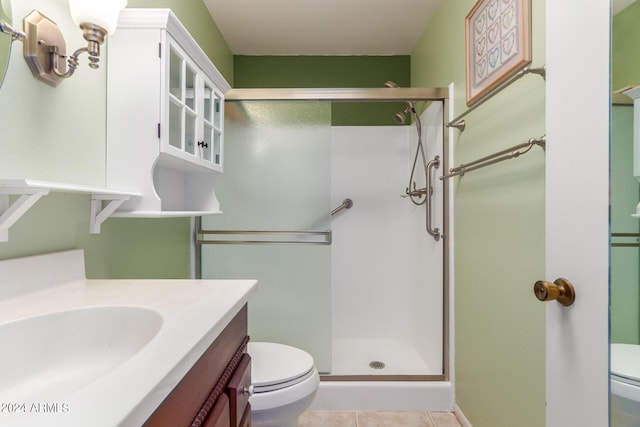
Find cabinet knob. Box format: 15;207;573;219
242;385;254;396
197;141;209;148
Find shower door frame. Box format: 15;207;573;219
196;86;451;382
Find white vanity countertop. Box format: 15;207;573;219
0;250;257;427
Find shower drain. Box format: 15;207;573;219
369;360;386;370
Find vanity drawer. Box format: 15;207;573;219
227;353;252;427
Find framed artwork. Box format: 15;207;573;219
465;0;532;106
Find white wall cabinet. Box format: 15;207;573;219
106;9;230;216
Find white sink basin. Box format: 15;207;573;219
0;306;162;401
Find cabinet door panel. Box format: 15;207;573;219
203;123;214;162
202;394;231;427
185;110;197;155
239;404;251;427
227;354;251;427
169;101;182;149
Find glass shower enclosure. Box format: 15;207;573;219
198;87;449;380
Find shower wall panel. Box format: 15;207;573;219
330;102;444;375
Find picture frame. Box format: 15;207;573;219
465;0;532;106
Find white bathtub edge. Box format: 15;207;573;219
309;381;454;412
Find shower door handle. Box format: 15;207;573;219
426;155;440;241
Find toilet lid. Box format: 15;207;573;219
248;342;315;392
611;343;640;385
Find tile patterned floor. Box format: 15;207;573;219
299;410;462;427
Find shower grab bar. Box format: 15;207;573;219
447;66;546;131
426;156;441;241
440;136;546;181
331;199;353;216
197;229;332;245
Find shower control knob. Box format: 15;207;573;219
533;278;575;306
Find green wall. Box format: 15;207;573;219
234;55;410;126
0;1;231;279
128;0;234;84
412;1;546;426
613;1;640;91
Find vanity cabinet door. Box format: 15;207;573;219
226;354;252;426
238;405;251;427
202;394;231;427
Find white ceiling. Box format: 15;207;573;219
202;0;442;55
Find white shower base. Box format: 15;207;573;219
330;339;435;375
308;338;453;412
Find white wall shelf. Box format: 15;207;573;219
0;179;141;242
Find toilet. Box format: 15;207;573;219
247;342;320;427
611;343;640;427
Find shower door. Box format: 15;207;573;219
199;101;333;373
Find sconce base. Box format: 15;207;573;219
23;10;66;87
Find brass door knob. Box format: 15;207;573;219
533;278;575;306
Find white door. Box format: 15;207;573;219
545;1;610;426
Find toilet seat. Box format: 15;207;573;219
248;342;316;393
611;343;640;405
611;344;640;387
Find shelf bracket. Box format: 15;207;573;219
90;194;132;234
0;189;50;242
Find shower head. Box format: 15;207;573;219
394;107;410;124
384;81;415;124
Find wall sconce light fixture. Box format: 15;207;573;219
22;0;127;87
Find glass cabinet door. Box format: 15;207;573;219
165;37;224;171
201;77;223;169
166;40;199;161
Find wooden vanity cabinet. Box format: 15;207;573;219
143;305;251;427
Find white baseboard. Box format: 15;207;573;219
454;405;472;427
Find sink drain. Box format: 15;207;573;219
369;360;385;369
